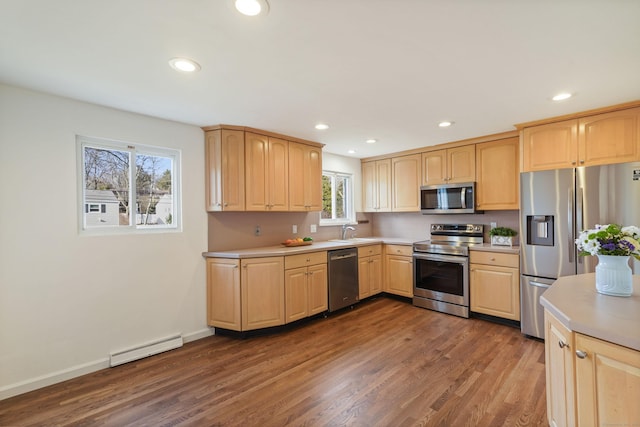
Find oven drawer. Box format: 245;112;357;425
469;251;518;268
385;244;413;257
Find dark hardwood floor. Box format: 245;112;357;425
0;298;547;426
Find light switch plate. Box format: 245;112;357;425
310;224;317;233
292;225;297;234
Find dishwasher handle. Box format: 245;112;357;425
330;253;357;260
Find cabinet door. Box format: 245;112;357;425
220;130;245;211
385;255;413;297
578;107;640;166
267;137;289;211
245;132;269;211
358;256;371;299
205;131;223;211
522;120;579;172
545;310;576;427
362;161;377;212
369;254;383;295
206;258;241;331
241;257;284;330
422;149;447;185
289;142;322;211
285;267;308;323
447;145;476;183
392;154;421;212
574;333;640;427
307;263;328;315
376;159;392;212
475;137;519;210
470;263;520;320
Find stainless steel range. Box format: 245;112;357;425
413;223;484;318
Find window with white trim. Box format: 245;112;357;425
320;171;355;225
77;136;181;233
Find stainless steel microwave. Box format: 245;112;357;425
420;182;479;214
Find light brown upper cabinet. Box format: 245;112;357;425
289;142;322;212
522;106;640;172
422;145;476;185
475;137;519;210
392;154;421;212
204;129;245;211
245;132;289;211
362;159;392;212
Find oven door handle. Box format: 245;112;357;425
413;252;468;265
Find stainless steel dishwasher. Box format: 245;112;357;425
328;247;359;312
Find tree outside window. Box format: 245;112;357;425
321;171;354;225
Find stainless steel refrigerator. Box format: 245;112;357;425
520;161;640;339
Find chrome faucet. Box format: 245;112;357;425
341;224;356;240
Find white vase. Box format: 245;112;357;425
595;255;633;297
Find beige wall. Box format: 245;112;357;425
0;85;208;399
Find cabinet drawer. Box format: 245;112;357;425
358;244;382;257
285;251;327;269
385;244;413;257
470;251;519;268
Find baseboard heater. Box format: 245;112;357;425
109;334;183;367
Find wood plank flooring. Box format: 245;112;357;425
0;297;547;426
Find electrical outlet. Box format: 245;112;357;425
490;222;497;230
255;225;261;236
310;224;317;233
292;225;297;234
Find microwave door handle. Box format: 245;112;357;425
460;188;466;209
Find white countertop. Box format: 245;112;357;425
541;273;640;351
202;237;519;259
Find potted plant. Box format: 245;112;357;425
490;227;518;247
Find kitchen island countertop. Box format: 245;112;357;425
541;273;640;351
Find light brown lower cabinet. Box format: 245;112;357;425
545;309;640;427
384;244;413;298
469;251;520;321
358;244;382;299
284;251;328;323
206;256;284;332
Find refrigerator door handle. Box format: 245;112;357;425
576;187;584;265
568;186;574;263
530;281;551;289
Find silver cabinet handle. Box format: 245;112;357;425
576;350;587;359
558;341;569;349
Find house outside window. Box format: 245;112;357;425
320;171;355;225
77;136;181;234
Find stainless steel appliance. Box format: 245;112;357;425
328;247;359;312
413;224;484;318
520;162;640;339
420;182;480;214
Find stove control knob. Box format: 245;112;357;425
474;225;481;231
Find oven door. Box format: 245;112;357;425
413;252;469;307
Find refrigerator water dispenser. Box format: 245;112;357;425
526;215;554;246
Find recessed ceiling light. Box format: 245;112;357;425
315;123;329;130
234;0;269;16
366;139;377;144
168;58;201;73
348;149;356;154
552;92;572;101
438;121;453;128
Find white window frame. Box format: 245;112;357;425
77;135;182;235
320;170;356;226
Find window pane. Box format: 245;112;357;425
83;147;130;227
335;176;347;219
135;154;173;226
321;175;332;219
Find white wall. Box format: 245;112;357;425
0;85;208;399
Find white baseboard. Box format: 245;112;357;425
0;328;215;401
0;358;109;401
183;327;214;343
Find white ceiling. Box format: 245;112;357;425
1;0;639;158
